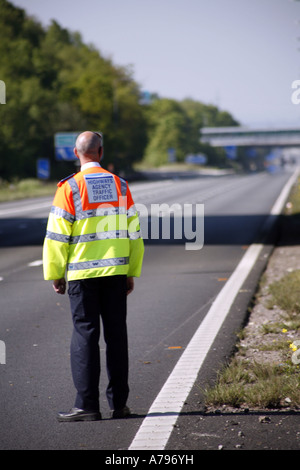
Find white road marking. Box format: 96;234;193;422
128;168;299;450
27;260;43;267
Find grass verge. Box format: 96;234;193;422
202;178;300;410
0;178;57;202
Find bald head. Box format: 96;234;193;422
74;131;103;163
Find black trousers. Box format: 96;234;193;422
68;275;129;412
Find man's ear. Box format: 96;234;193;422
99;147;104;161
74;147;79;159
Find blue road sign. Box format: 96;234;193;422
224;145;237;160
54;132;80;161
167;148;176;163
140;90;151;105
185;153;207;165
246;147;257;158
37;158;50;180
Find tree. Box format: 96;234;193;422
143;98;190;166
0;2;147;178
0;0;240;179
142;97;239;167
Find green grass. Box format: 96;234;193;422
204;358;300;409
0;178;57;202
268;270;300;317
202;177;300;410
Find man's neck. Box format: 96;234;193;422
81;161;101;171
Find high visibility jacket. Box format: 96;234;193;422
43;165;144;281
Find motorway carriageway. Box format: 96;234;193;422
0;167;298;450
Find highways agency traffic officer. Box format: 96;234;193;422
43;131;144;421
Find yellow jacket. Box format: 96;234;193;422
43;164;144;281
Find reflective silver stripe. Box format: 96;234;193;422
71;206;126;220
127;205;137;218
46;230;71;243
51;206;75;223
119;177;127;196
68;257;129;271
96;206;126;216
70;230;128;244
67;177;84;220
129;230;141;240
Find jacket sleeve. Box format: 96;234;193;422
43;183;75;280
126;184;144;278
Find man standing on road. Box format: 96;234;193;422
43;131;144;422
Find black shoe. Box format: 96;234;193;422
57;407;102;422
111;406;131;419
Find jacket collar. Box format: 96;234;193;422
81;162;101;171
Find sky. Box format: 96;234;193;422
9;0;300;128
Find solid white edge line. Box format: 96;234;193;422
128;168;300;451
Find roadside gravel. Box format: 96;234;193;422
167;199;300;451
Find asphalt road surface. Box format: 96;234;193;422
0;167;296;452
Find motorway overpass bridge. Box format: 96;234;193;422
200;126;300;148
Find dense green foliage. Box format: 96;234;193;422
143;98;238;167
0;0;239;180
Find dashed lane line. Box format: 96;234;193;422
27;260;43;267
